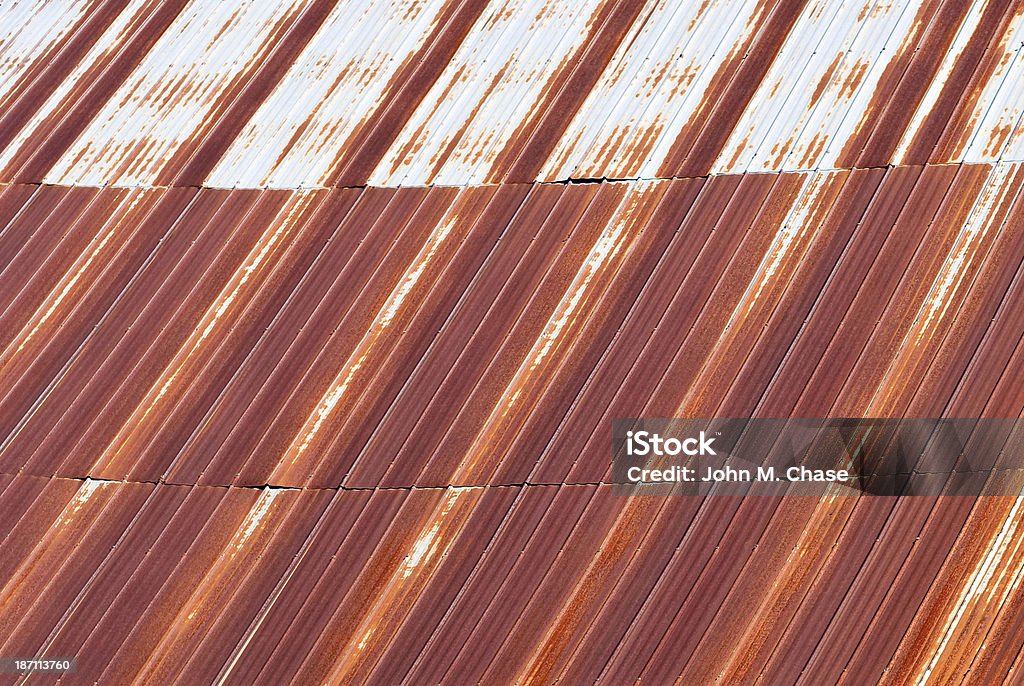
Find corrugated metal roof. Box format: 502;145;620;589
1;161;1024;681
3;0;1024;683
0;165;1020;488
1;0;1024;187
2;481;1024;683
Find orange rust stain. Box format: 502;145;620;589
520;496;659;684
93;193;314;477
425;61;511;183
904;498;1024;685
984;121;1014;158
809;52;844;109
795;131;828;170
710;498;856;684
643;57;674;95
400;1;421;23
617;120;666;177
877;497;1021;685
0;190;158;372
268;61;357;176
724;134;752;171
868;166;1020;415
770;136;794;169
687;0;713;33
519;176;835;681
840;59;869;101
676;62;700;93
589;123;635;177
483;18;596;183
834;1;934;167
948;106;986;160
0;481;109;618
933;10;1021;163
857;0;870;23
654;0;772;176
320;488;475;685
381;61;471;180
132;489;284;684
270;195;472;485
686;174;842;408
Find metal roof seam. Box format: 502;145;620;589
0;162;920;191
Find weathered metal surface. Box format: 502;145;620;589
1;1;1024;186
0;485;1022;683
0;162;1023;682
3;0;1024;682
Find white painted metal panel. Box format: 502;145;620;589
712;0;855;174
3;0;1024;188
892;0;999;164
432;0;603;185
961;10;1024;163
0;0;87;107
541;0;769;181
542;0;721;180
816;0;931;169
0;0;156;179
368;0;608;187
206;0;450;189
785;0;919;171
43;0;310;187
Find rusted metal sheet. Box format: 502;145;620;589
3;0;1024;681
2;1;1024;186
205;0;458;189
1;486;1022;683
1;161;1024;682
0;1;90;108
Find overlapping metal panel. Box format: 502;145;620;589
1;166;1020;488
1;163;1024;681
0;0;1023;187
2;485;1024;683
